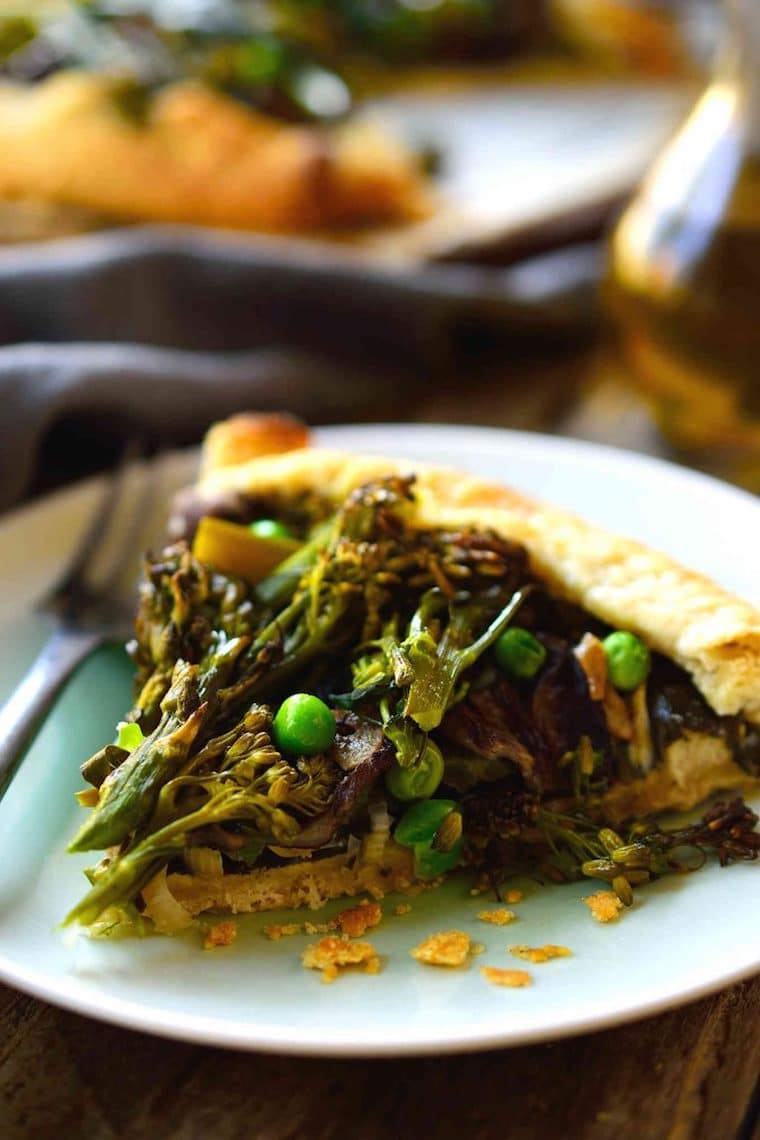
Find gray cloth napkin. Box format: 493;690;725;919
0;341;404;511
0;227;600;354
0;229;601;511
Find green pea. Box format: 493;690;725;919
249;518;294;541
413;837;464;880
272;694;336;756
494;626;547;681
394;799;457;847
385;739;444;801
603;631;651;691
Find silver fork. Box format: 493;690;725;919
0;442;159;797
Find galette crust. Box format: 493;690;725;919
197;420;760;725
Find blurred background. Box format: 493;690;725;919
0;0;757;503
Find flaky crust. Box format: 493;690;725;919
167;841;417;918
0;73;430;233
196;420;760;725
198;413;310;478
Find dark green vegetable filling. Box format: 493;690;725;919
65;475;759;930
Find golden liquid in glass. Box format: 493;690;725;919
606;84;760;489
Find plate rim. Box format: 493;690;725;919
0;422;758;1056
0;939;758;1058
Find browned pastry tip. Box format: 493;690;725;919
199;413;310;478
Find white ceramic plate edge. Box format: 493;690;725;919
0;940;758;1057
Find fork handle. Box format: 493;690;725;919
0;627;107;797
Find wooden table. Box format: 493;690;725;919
1;340;758;1140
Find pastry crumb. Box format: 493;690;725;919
471;941;485;956
411;930;472;968
509;944;572;963
304;920;337;935
505;889;523;904
203;921;237;949
477;908;516;926
584;891;624;923
302;936;380;983
336;899;382;938
481;966;532;988
394;903;412;916
263;923;302;941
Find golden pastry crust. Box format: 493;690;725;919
195;423;760;726
166;840;416;918
602;735;754;821
0;73;431;234
198;413;310;478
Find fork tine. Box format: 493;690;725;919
43;437;147;610
94;446;163;599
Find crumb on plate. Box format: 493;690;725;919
584;891;625;923
477;908;516;926
505;889;523;904
509;944;572;963
304;920;337;935
203;921;237;949
411;930;472;968
481;966;532;988
263;923;302;941
336;899;383;938
394;903;412;916
302;936;380;983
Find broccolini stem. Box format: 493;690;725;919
64;785;300;926
403;588;529;731
68;704;207;854
69;637;249;853
253;520;332;610
63;843;184;928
